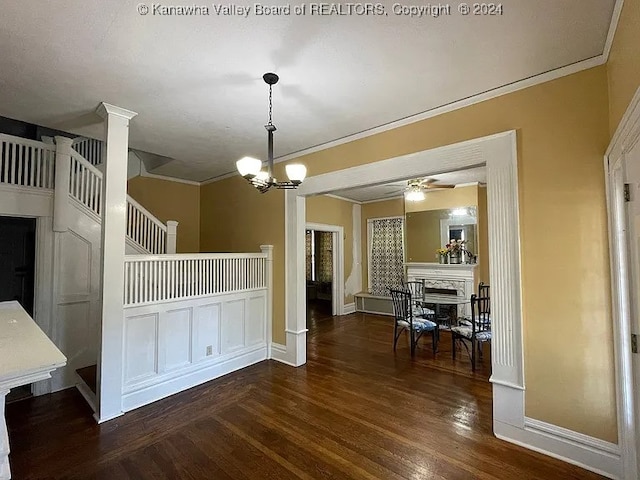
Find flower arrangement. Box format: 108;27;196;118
446;239;467;255
436;248;448;256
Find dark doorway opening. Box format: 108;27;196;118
306;229;334;328
0;215;37;403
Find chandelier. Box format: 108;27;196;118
236;73;307;193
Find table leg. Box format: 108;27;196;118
0;390;10;480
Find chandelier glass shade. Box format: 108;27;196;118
236;73;306;193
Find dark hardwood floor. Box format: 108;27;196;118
6;313;604;479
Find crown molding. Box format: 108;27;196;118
360;195;405;205
199;36;618;189
322;193;361;204
603;0;625;62
274;55;605;165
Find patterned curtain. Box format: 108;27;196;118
317;231;333;282
370;217;404;296
305;231;312;281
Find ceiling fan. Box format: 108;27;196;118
405;178;455;201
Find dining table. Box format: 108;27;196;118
418;294;471;330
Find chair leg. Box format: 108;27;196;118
432;328;437;355
393;323;398;351
452;333;456;359
471;337;476;372
410;329;416;356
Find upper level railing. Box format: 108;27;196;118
0;134;55;189
0;133;174;254
72;137;103;166
123;252;269;307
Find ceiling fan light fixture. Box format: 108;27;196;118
405;188;425;202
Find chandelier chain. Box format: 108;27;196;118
268;84;273;126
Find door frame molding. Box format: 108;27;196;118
0;193;55;396
605;86;640;480
305;222;345;316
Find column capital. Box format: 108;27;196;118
166;220;179;228
96;102;138;121
54;135;74;148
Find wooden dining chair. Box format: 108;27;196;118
451;293;491;370
389;287;438;356
478;282;490;297
403;279;435;319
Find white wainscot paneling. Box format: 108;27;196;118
124;313;158;386
59;230;91;297
121;290;268;413
245;295;266;347
194;303;221;361
160;308;191;372
222;299;245;354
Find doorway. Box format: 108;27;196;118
0;216;36;314
0;215;37;403
305;228;334;326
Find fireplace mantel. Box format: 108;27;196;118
405;262;477;316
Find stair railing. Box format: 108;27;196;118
126;196;168;255
0;134;55;189
72;137;103;166
70;150;103;216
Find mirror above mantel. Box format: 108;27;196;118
405;206;478;263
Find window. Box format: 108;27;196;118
367;217;405;297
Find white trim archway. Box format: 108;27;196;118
277;130;623;478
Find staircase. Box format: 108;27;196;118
0;132;176;399
0;133;172;255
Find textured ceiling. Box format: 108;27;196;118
328;166;486;202
0;1;617;181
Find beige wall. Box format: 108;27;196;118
360;198;405;292
199;175;286;345
476;185;490;285
127;176;200;253
607;0;640;135
306;195;356;305
200;66;616;442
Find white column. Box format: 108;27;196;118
166;220;179;254
284;191;307;366
96;102;137;423
261;245;274;357
0;390;9;480
53;136;73;232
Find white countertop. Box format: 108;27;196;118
0;301;66;388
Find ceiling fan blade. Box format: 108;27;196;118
424;183;455;189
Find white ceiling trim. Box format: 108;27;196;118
603;0;625;61
274;55;605;165
322;193;361;205
202;54;605;187
359;195;405;205
140;166;201;186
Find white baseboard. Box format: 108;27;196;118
495;417;622;479
343;302;356;315
270;342;297;367
121;345;267;413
